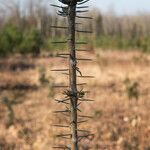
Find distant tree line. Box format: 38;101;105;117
93;10;150;52
0;0;150;57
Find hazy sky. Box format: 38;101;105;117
18;0;150;15
89;0;150;15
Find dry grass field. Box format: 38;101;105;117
0;49;150;150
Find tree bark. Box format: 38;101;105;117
68;3;79;150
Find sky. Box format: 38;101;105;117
16;0;150;16
89;0;150;15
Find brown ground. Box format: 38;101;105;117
0;50;150;150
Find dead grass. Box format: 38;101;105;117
0;50;150;149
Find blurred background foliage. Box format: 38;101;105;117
0;0;150;57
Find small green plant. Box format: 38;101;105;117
124;78;139;101
48;76;55;98
38;67;49;86
94;109;103;119
18;127;32;143
0;24;22;57
19;29;43;56
0;96;25;128
38;66;55;97
1;97;15;128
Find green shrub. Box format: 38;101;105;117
0;24;22;57
124;78;139;101
19;29;43;56
140;37;150;53
94;109;103;119
95;35;150;52
38;66;49;85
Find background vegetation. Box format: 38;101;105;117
0;0;150;57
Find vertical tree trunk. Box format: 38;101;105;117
68;3;79;150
